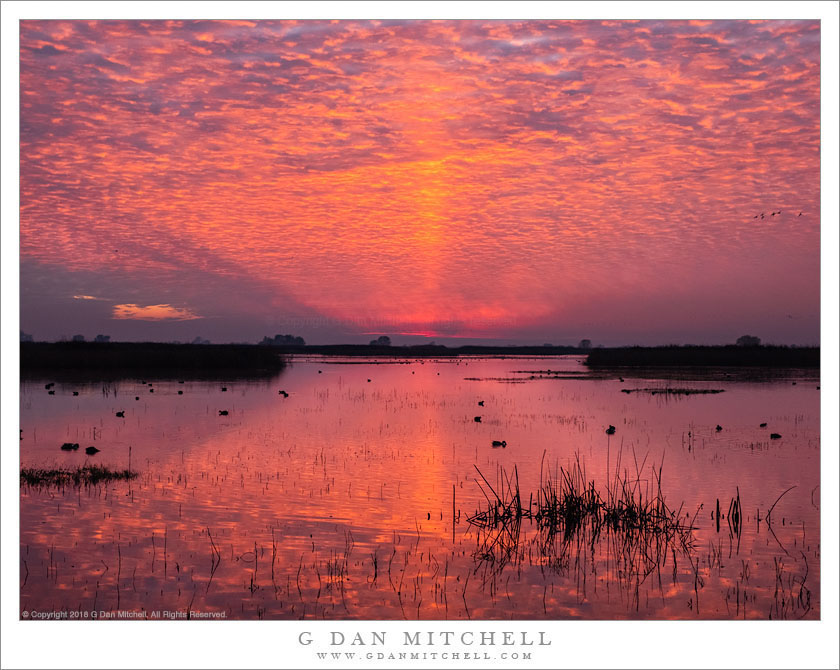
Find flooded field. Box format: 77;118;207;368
19;356;820;619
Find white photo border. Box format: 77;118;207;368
2;2;837;669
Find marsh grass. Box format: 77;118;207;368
20;466;138;488
468;453;697;586
470;458;693;541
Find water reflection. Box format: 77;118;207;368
20;356;819;619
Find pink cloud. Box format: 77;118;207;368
112;303;201;321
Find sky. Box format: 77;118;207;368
18;19;821;346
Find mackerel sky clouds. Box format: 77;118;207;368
19;19;821;344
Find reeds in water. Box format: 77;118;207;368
467;454;697;580
20;466;138;488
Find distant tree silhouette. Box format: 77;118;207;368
578;339;592;349
736;335;761;347
94;334;111;343
191;336;211;345
260;334;305;346
369;335;391;346
20;331;34;342
72;334;85;342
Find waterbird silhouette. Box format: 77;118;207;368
221;387;227;392
474;416;482;422
478;400;484;406
605;425;616;435
60;442;80;451
491;440;507;448
72;391;79;396
760;422;767;427
178;390;183;395
135;396;139;400
85;446;100;455
279;390;289;397
770;433;781;439
115;411;125;418
45;383;54;389
48;390;55;395
219;410;229;416
716;425;722;432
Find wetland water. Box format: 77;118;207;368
20;356;820;619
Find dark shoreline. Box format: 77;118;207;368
20;342;819;381
20;342;287;380
280;344;583;356
584;345;819;368
263;343;818;367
